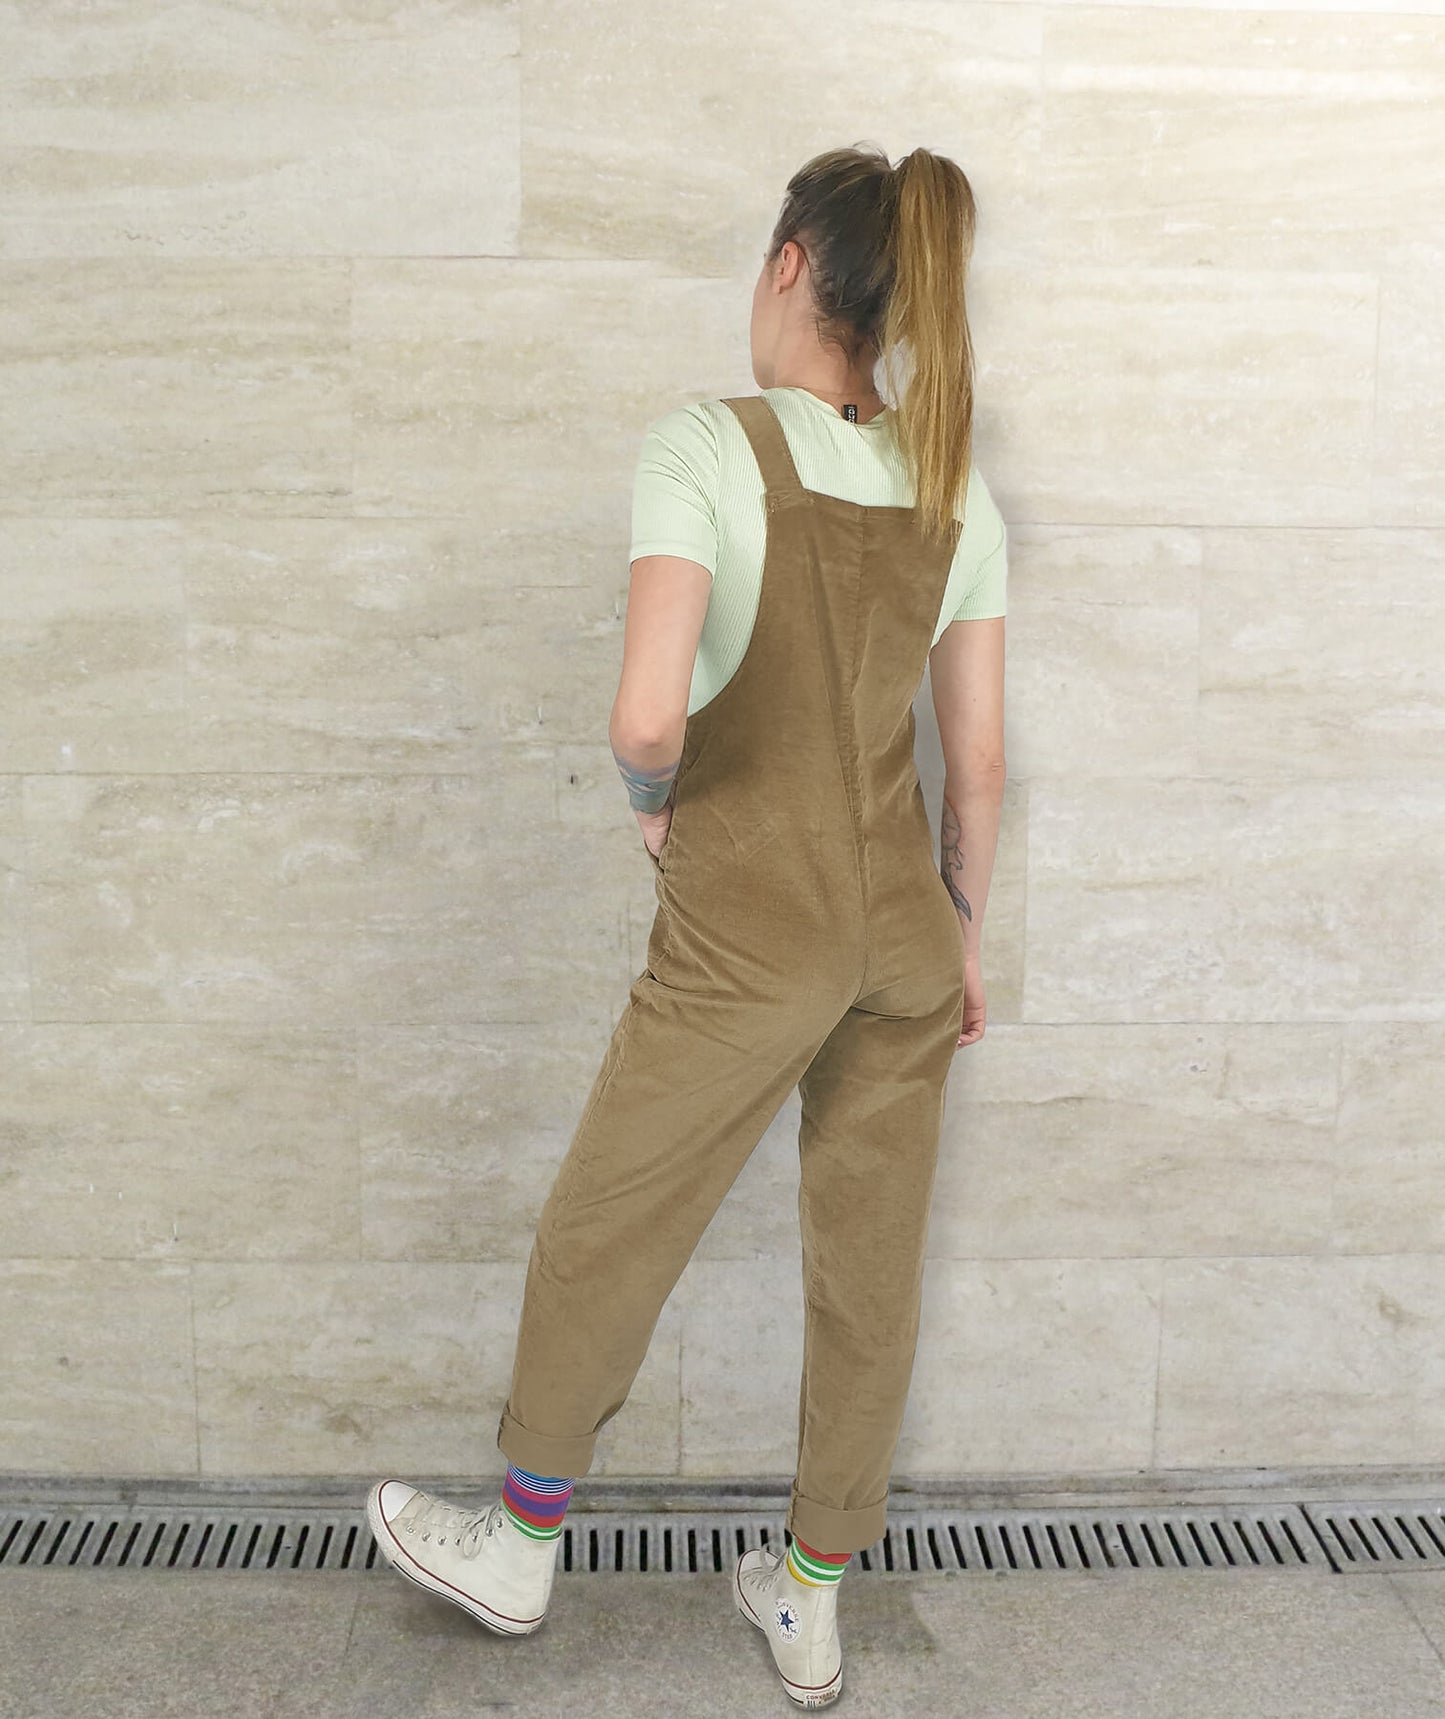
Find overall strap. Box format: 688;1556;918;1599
720;395;806;501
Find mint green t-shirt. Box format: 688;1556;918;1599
629;384;1007;717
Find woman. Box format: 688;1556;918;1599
367;141;1008;1710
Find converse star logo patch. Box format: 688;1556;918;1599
774;1600;801;1640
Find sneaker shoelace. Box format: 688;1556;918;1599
400;1493;505;1561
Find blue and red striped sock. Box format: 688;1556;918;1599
501;1464;574;1542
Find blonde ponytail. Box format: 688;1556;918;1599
764;142;979;548
878;149;978;547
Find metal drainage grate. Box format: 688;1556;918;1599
1303;1504;1445;1572
0;1502;1349;1575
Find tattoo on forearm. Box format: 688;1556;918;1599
940;795;972;921
614;745;679;814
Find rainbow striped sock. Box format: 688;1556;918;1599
501;1464;574;1542
785;1533;851;1586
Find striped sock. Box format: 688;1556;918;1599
785;1533;851;1587
501;1464;574;1542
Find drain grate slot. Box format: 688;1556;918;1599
0;1501;1355;1575
1303;1504;1445;1572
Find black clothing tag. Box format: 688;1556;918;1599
842;403;858;422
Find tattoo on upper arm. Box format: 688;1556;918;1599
940;795;972;921
614;745;680;814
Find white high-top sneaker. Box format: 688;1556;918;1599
366;1478;559;1635
733;1542;844;1708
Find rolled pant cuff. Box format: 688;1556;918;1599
787;1486;887;1556
496;1408;597;1478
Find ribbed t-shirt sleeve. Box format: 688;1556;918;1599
629;404;720;575
953;517;1007;621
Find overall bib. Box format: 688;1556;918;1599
497;393;966;1554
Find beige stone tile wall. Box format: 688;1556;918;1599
1;0;1442;1488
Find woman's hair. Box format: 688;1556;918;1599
763;142;978;548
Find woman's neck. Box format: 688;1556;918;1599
775;380;888;424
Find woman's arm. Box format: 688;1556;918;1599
928;615;1007;969
609;554;712;816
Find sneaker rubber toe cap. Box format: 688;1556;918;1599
372;1478;418;1529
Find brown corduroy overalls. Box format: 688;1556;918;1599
496;393;966;1555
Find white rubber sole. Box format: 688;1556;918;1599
365;1480;547;1637
733;1551;844;1709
